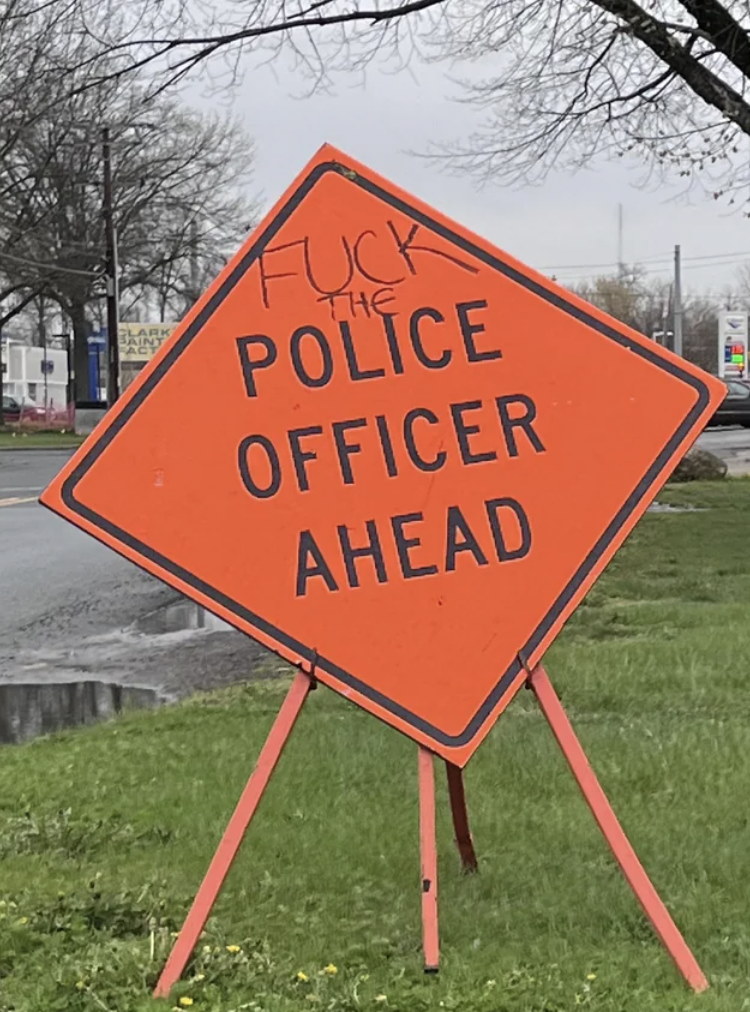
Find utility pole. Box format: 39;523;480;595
38;295;48;419
102;126;120;406
0;316;4;428
617;203;624;279
673;244;683;357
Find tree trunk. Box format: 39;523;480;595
70;300;90;403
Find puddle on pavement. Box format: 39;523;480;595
135;600;232;636
0;681;161;746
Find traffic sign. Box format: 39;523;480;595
40;144;725;767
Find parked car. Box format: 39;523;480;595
1;395;47;424
707;379;750;426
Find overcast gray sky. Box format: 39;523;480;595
220;57;750;299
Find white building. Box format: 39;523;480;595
1;339;69;412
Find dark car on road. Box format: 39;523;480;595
708;379;750;427
1;395;46;425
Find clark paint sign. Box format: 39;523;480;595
41;145;725;766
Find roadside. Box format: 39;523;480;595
0;430;85;450
0;449;276;700
696;426;750;475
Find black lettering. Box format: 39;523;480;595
450;400;497;466
485;498;532;561
456;300;501;362
303;236;354;296
258;239;305;308
333;418;367;484
290;326;334;388
318;292;352;321
296;531;339;596
288;426;323;491
353;291;372;318
337;521;388;587
387;220;480;276
391;512;438;579
496;395;546;457
235;335;277;398
238;434;281;499
340;320;386;382
353;230;404;285
371;288;397;317
445;506;489;571
403;408;447;472
410;307;451;370
382;314;404;374
376;414;399;477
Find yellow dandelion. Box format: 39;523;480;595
202;945;212;954
179;998;194;1008
297;970;309;982
324;963;338;976
75;981;86;990
19;916;29;925
226;944;241;954
587;973;596;981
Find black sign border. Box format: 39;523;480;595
57;160;712;749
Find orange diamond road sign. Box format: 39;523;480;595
41;145;725;766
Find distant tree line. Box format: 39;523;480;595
566;266;741;374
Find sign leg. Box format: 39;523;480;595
445;762;478;873
153;671;313;999
528;664;708;993
418;746;440;973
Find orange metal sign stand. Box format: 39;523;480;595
153;662;708;999
37;145;716;999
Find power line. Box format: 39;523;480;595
541;248;750;275
0;249;103;278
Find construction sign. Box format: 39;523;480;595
41;145;725;766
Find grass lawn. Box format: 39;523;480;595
2;480;750;1011
0;430;84;450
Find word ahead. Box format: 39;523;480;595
41;145;725;766
294;498;531;597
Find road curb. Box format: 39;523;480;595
0;445;81;454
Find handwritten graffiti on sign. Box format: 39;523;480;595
40;145;724;765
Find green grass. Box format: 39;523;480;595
0;429;84;449
2;479;750;1011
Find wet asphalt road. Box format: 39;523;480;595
0;450;270;694
0;450;171;677
696;427;750;476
